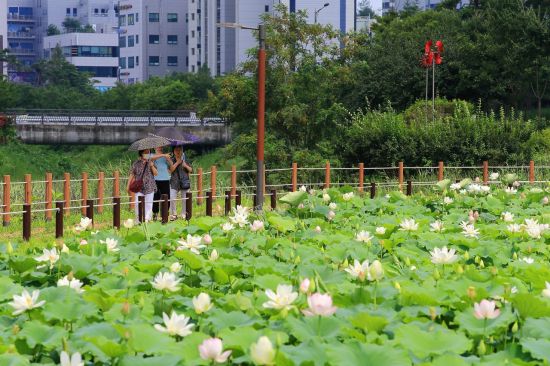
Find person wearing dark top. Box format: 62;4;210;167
127;149;158;223
149;146;172;221
168;145;192;220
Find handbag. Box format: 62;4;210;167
129;161;148;193
176;158;191;191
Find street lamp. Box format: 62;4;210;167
218;22;266;211
314;3;330;24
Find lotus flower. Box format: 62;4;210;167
230;205;250;228
501;212;514;222
57;276;84;293
154;311;194;337
355;231;373;243
430;246;458;265
299;185;307;192
505;187;517;194
521;257;534;264
342;192;354;201
489;172;499;180
151;272;181;292
399;218;418;232
177;234;206;254
507;224;522;233
75;217;92;232
250;336;276;366
443;197;453;205
450;183;461;190
369;260;384;281
193;293;213;314
263;284;298;311
322;193;331;202
473;299;500;320
250;220;265;232
222;222;235;232
123;219;134;229
79;239;88;246
314;226;322;233
344;259;370;281
9;289;46;315
169;262;182;273
199;338;232;363
209;249;219;261
61;243;70;253
327;210;336;221
375;227;386;235
35;248;59;269
542;282;550;298
202;234;212;245
60;351;84;366
300;278;311;293
543;196;549;205
100;238;119;253
430;221;445;233
302;293;337;317
462;224;480;238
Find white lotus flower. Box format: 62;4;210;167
199;338;232;363
443;197;453;205
542;282;550;298
9;289;46;315
314;226;322;233
450;183;461;190
322;193;331;202
501;212;514;222
507;224;522;233
250;336;276;366
328;202;337;210
399;218;418;232
100;238;119;253
177;234;206;254
459;189;467;195
375;227;386;235
61;244;70;253
520;257;534;264
123;218;134;229
327;210;336;221
75;217;92;231
430;221;445;233
302;293;337;317
299;185;307;192
522;219;548;239
462;224;480;238
505;187;517;194
489;172;499;180
60;351;84;366
368;260;384;281
342;192;354;201
222;222;234;232
229;206;250;228
151;272;181;292
355;231;373;243
430;246;458;265
344;259;370;281
481;185;491;193
250;220;265;232
34;248;59;269
473;299;500;320
154;311;194;337
193;293;213;314
262;284;298;311
169;262;182;273
79;239;88;246
542;196;549;205
209;249;219;261
57;276;84;293
309;189;316;195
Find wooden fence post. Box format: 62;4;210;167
55;201;64;238
370;182;376;199
113;197;121;230
358;163;364;193
291;162;298;192
23;203;31;241
270;190;277;210
64;173;70;217
186;192;193;221
3;175;11;226
98;172;105;214
81;172;88;216
529;160;535;184
438;161;444;181
197;167;203;205
398;162;404;192
224;191;231;216
86;199;94;228
231;165;237;197
324;161;331;189
236;190;242;207
24;174;32;205
483;161;489;184
138;195;145;223
206;191;213;217
406;181;413;196
210;166;217;199
113;170;120;197
45;172;53;221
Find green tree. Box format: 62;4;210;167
46;24;61;36
358;0;376;17
33;46;94;91
62;17;82;32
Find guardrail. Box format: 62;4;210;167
1;160;548;241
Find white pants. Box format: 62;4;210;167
135;192;154;222
170;188;188;217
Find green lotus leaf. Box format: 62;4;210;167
279;190;308;207
394;324;472;359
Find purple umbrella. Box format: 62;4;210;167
149;127;200;145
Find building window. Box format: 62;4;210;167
119;15;126;26
119;57;126;69
128;56;134;69
167;13;178;22
66;8;70;15
148;13;159;22
191;30;195;38
73;8;77;16
149;56;160;66
135;35;139;44
191;13;195;21
191;48;195;55
186;56;188;66
167;35;178;44
192;65;195;72
265;5;269;12
119;36;126;48
167;56;178;66
135;13;139;22
136;56;139;66
149;35;160;44
186;35;188;45
128;14;134;25
94;8;99;14
128;35;134;47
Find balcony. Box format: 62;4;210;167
9;48;36;55
7;14;35;22
8;31;35;39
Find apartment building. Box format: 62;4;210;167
7;0;36;82
0;0;7;76
382;0;469;14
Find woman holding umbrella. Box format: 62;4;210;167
169;145;193;220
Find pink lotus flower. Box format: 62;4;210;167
250;220;265;232
300;278;311;293
302;293;337;317
202;234;212;245
314;226;322;233
473;299;500;320
198;338;232;363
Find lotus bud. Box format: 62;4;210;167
527;246;532;253
542;196;549;205
122;267;129;277
467;286;476;300
477;340;486;355
67;271;74;280
433;268;440;280
342;259;349;268
490;267;498;276
479;259;485;268
7;242;13;254
474;256;480;264
394;282;401;292
512;252;518;260
456;264;464;274
511;321;519;333
122;301;130;315
300;278;311;293
294;256;301;265
473;211;479;220
429;307;437;321
12;324;20;335
464;251;470;260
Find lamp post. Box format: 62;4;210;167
218;22;266;211
314;3;330;24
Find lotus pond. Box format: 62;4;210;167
1;178;550;366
